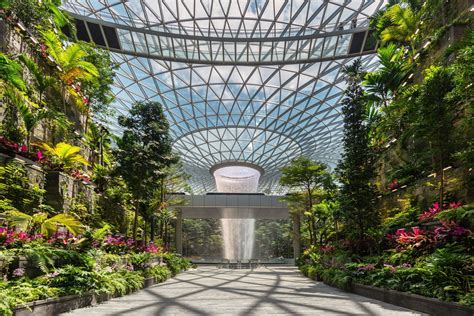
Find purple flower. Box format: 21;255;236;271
46;271;60;278
358;263;376;272
384;264;397;273
13;268;25;277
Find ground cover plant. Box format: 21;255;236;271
0;224;191;315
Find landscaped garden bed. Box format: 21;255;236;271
0;227;191;316
298;202;473;314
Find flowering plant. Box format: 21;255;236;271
319;245;336;253
0;227;43;248
419;201;462;221
388;179;398;190
70;169;92;182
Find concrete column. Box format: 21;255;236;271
292;212;301;261
175;209;183;255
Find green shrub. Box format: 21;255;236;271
163;253;190;276
145;265;172;282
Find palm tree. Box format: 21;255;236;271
0;53;26;91
363;44;412;109
38;142;89;170
4;210;83;237
19;54;57;104
378;4;419;47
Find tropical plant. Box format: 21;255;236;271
114;101;177;241
280;157;334;245
337;59;379;252
376;4;419;47
0;161;45;213
364;44;412;109
38;142;89;170
39;30;98;110
156;208;176;248
6;87;69;150
0;0;12;10
41;0;69;29
85;122;111;165
410;66;457;208
3;210;83;237
78;43;117;123
18;54;57;104
40;30;98;84
0;53;26;91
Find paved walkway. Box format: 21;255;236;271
63;266;424;315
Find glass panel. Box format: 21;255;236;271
117;29;134;51
132;31;147;53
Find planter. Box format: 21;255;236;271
14;277;161;316
349;283;473;316
44;171;70;212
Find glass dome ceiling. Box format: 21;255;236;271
63;0;385;194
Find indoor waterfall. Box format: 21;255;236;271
213;165;261;260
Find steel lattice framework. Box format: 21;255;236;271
63;0;385;194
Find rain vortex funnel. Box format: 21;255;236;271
213;165;261;260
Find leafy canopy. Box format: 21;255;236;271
114;101;177;200
39;142;89;170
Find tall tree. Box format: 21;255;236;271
411;66;457;208
114;101;177;241
280;156;332;245
337;60;379;252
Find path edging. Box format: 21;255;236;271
350;283;473;316
14;277;163;316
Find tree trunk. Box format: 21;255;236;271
144;221;148;244
292;212;301;259
164;223;168;249
132;200;139;243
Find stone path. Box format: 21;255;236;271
63;266;425;315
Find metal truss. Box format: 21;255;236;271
62;0;385;194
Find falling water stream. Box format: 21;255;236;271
213;165;261;260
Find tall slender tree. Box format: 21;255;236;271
337;60;379;252
114;101;177;241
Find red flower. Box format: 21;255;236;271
389;179;398;190
419;202;441;221
449;201;462;209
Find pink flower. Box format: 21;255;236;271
419;202;441;221
13;268;25;277
37;150;44;160
46;271;60;278
448;201;462;209
19;145;27;152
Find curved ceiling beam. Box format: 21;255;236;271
69;13;379;66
